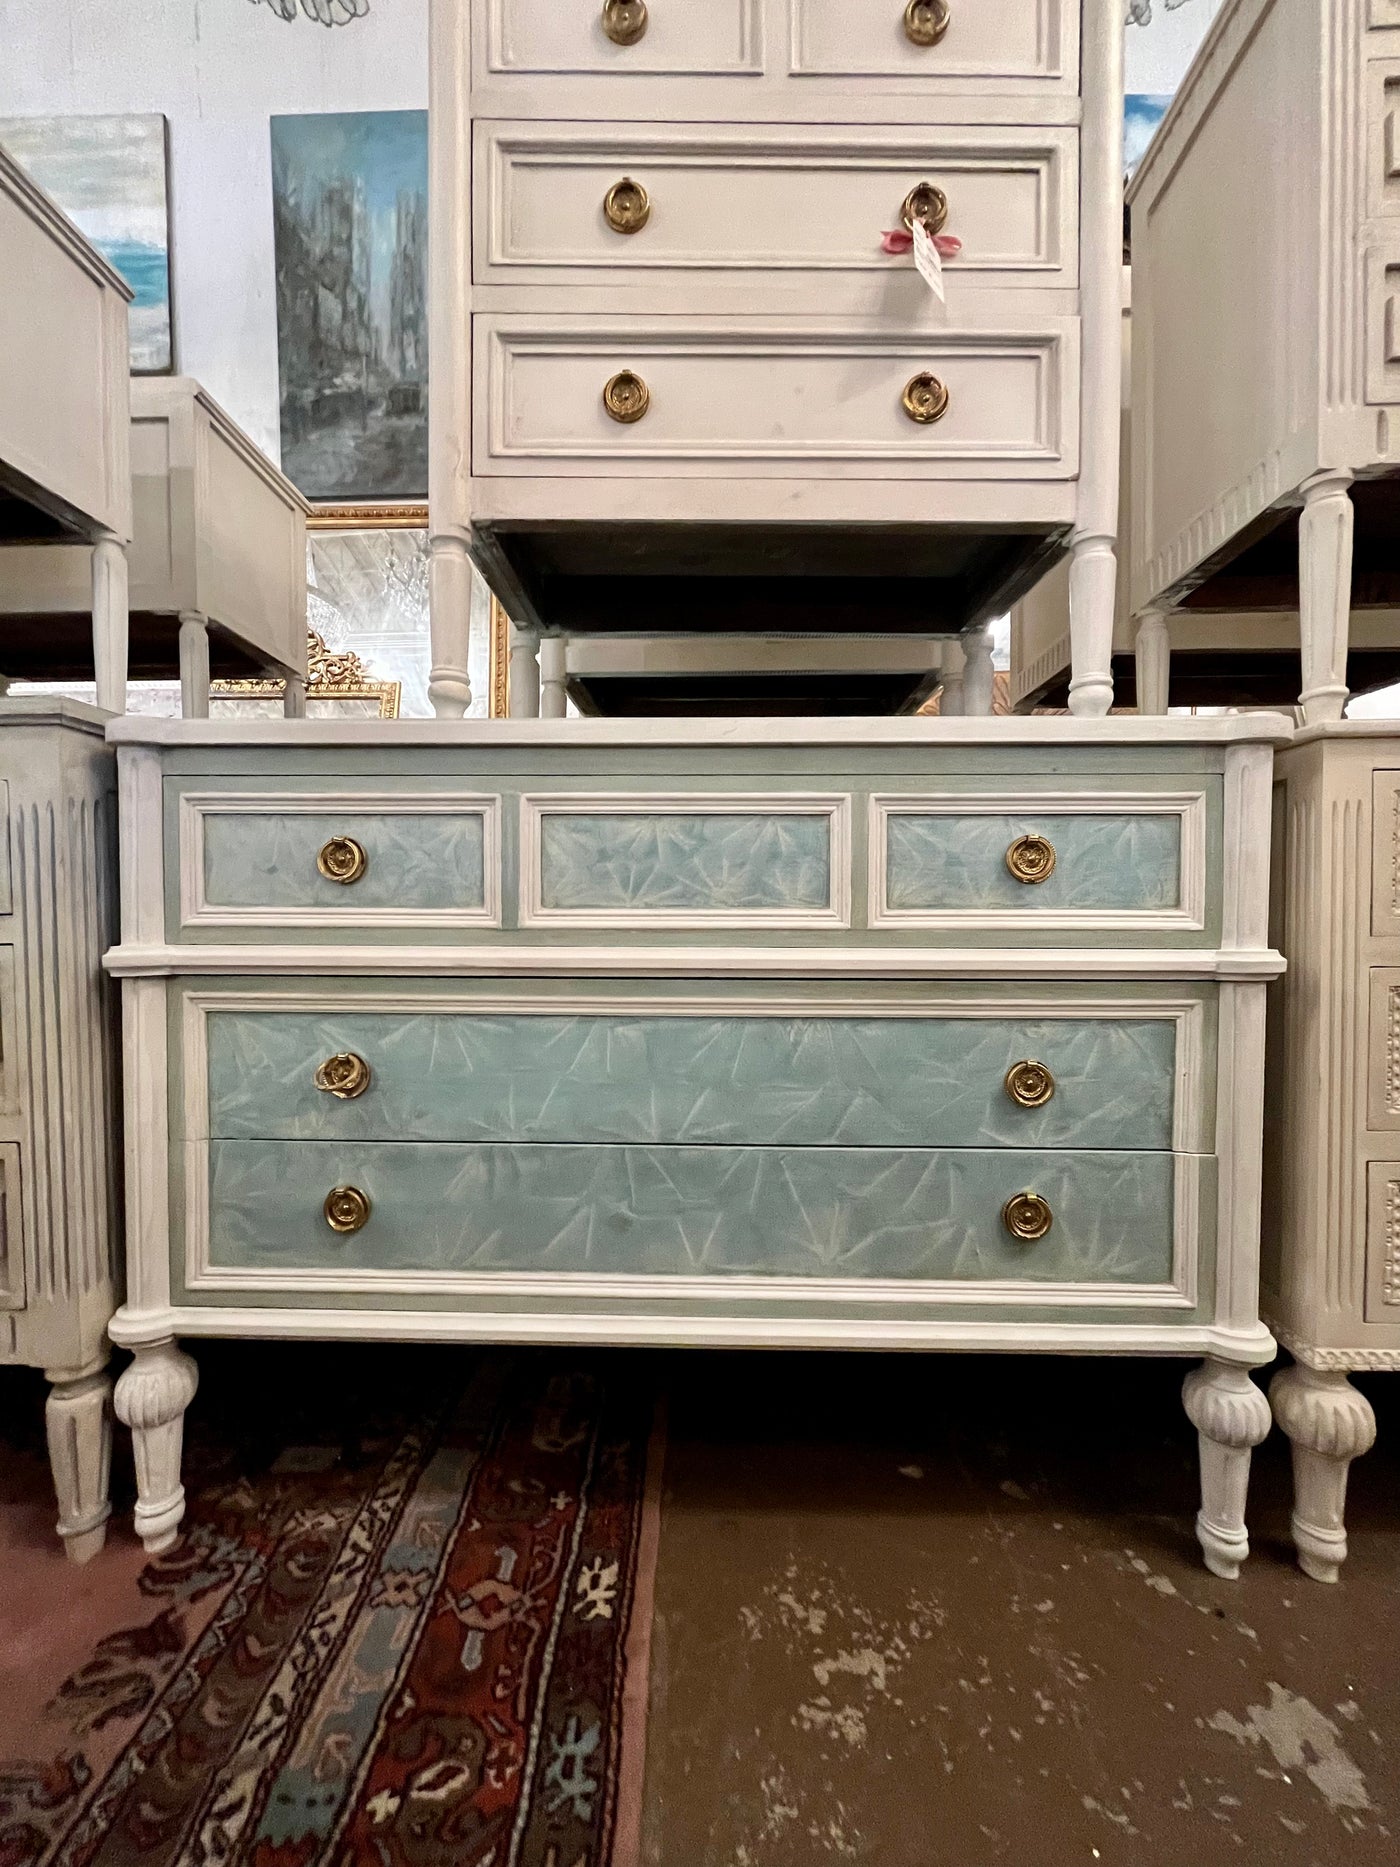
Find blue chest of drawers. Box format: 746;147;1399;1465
105;716;1287;1576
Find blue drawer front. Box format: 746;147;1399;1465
202;810;487;914
206;1142;1179;1285
204;1010;1177;1150
886;813;1181;913
538;811;831;913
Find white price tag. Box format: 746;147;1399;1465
912;218;945;303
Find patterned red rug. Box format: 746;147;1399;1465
0;1349;661;1867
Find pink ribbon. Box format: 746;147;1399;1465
881;229;962;258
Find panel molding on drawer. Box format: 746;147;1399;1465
480;0;762;75
519;791;851;927
868;790;1208;933
0;1142;23;1312
1365;1158;1400;1322
177;791;502;931
789;0;1071;81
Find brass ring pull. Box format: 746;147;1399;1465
1005;834;1057;885
315;1052;372;1101
603;177;651;234
317;835;367;885
901;373;949;424
602;0;648;44
603;370;650;423
903;0;951;46
1002;1191;1053;1243
901;182;949;236
1004;1060;1055;1109
324;1185;371;1235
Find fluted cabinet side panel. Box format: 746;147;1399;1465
537;812;832;913
202;812;487;912
205;1141;1180;1285
885;813;1181;911
204;1009;1179;1150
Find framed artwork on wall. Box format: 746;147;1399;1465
271;110;428;501
0;112;173;372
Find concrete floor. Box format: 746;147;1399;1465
640;1352;1399;1867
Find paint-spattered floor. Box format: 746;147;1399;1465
640;1353;1399;1867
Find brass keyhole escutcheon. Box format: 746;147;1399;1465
903;0;951;47
1005;834;1057;885
602;0;648;45
604;177;651;234
603;369;651;423
901;182;949;236
315;1052;373;1101
317;835;368;885
901;373;949;424
1004;1060;1055;1110
324;1185;371;1235
1002;1191;1053;1243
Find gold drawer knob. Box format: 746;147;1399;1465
604;177;651;234
603;370;650;423
315;1052;372;1101
1005;1060;1055;1109
1005;834;1056;885
902;373;949;424
903;0;951;46
324;1185;371;1235
317;835;367;885
602;0;648;44
901;181;949;236
1002;1191;1053;1243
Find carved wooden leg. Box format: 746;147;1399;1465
938;638;966;716
1269;1365;1377;1584
539;633;568;719
1067;531;1117;718
114;1339;199;1556
91;531;129;715
427;530;473;718
178;612;211;719
1182;1359;1271;1579
962;625;996;717
508;623;542;718
1134;609;1170;716
282;673;307;719
1298;468;1354;724
44;1361;112;1565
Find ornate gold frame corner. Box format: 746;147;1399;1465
211;630;402;720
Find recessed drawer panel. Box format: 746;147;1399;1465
201;1139;1183;1289
1365;1158;1400;1321
0;1142;23;1312
177;790;501;931
474;317;1077;479
872;792;1208;932
481;0;760;76
199;1005;1184;1152
476;122;1077;291
790;0;1072;83
1372;770;1400;932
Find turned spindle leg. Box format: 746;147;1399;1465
114;1339;199;1556
427;530;474;718
962;625;996;717
509;623;541;719
1298;469;1354;725
1269;1365;1377;1584
1182;1358;1271;1579
1067;531;1117;718
45;1360;113;1565
178;611;211;719
91;531;129;716
1134;609;1170;716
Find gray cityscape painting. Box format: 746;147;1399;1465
271;110;427;500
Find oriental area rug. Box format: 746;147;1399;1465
0;1347;661;1867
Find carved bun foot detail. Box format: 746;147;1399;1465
114;1339;199;1556
1182;1359;1271;1579
1269;1365;1377;1584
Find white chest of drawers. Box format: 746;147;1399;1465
427;0;1126;717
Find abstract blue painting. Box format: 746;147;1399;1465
0;113;172;373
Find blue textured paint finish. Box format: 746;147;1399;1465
886;812;1182;912
204;1010;1177;1150
206;1141;1179;1284
201;810;486;912
538;811;831;912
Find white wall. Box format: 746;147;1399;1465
0;0;428;463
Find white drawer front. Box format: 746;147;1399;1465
477;122;1076;291
790;0;1072;82
481;0;760;75
474;317;1077;479
1366;240;1400;403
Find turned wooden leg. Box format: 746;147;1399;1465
1067;530;1117;718
1182;1358;1271;1579
178;612;211;720
282;673;307;719
91;532;129;716
427;530;473;718
114;1339;199;1556
1298;468;1354;724
508;622;542;719
539;633;568;719
1269;1365;1377;1584
45;1361;112;1565
939;638;966;717
1134;609;1170;717
962;625;996;717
